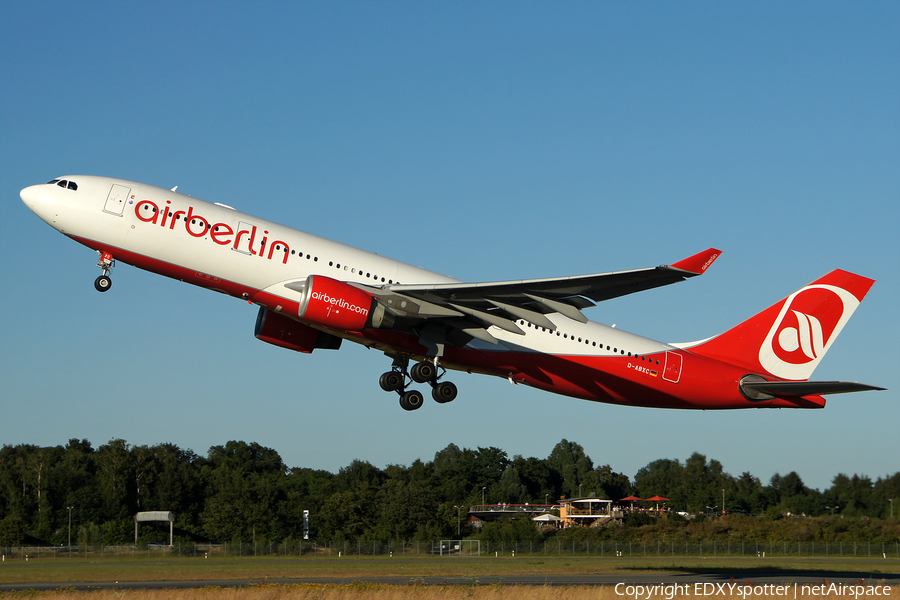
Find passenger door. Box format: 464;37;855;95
662;351;683;383
103;184;130;216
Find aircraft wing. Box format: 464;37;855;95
358;248;721;345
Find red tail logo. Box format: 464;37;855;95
759;284;860;380
690;269;874;381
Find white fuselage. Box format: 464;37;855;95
21;175;670;363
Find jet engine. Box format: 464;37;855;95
292;274;393;331
254;308;342;353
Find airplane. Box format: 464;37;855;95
20;176;885;411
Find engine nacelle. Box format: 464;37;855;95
254;307;342;353
296;275;378;331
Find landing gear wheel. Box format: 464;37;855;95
399;390;424;411
410;361;437;383
94;275;112;292
432;381;458;403
379;371;404;392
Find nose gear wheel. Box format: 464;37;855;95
94;251;115;293
94;275;112;292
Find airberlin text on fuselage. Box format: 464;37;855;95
133;199;290;264
310;290;370;316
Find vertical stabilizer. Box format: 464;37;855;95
690;270;875;381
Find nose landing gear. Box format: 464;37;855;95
94;252;115;292
379;355;458;411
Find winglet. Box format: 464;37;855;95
669;248;722;275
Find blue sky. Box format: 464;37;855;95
1;1;897;492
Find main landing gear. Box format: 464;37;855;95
94;251;115;292
379;356;458;411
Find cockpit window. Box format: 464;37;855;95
48;179;77;191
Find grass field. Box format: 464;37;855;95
1;582;899;600
2;554;898;585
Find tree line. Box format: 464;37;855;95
0;438;897;547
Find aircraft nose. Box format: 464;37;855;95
20;184;42;209
21;184;60;229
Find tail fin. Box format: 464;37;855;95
690;270;875;381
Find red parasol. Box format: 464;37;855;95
619;496;644;510
644;496;670;512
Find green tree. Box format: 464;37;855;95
318;488;375;539
826;473;874;517
432;443;477;502
0;444;39;522
512;455;556;503
683;453;729;513
95;439;135;521
871;473;900;520
496;465;527;504
731;472;765;514
634;458;685;507
547;439;593;499
473;447;509;499
591;465;632;500
0;514;25;546
200;441;288;540
333;460;384;493
50;439;101;537
282;466;334;538
376;479;437;540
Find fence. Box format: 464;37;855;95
2;539;898;560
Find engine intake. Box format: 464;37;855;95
293;275;393;331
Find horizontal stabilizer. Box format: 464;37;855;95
741;379;886;399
